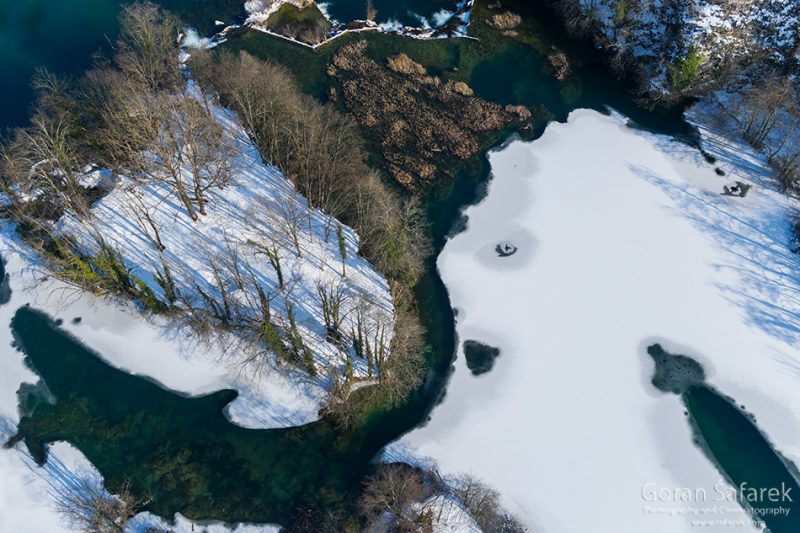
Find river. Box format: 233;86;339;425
2;0;798;530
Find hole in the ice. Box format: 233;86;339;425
495;242;518;257
463;340;501;375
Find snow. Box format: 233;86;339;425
414;494;481;533
578;0;799;91
56;83;394;418
0;438;105;533
128;512;280;532
181;28;215;49
0;81;393;532
387;107;800;532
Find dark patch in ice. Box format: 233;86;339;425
648;343;706;394
16;381;56;419
474;228;536;271
495;242;518;257
722;181;751;197
702;151;717;164
714;167;725;176
463;340;500;375
72;317;82;325
0;255;11;306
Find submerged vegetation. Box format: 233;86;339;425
327;40;532;190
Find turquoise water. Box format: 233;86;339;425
0;0;243;129
0;0;122;128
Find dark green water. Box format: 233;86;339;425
0;0;243;130
686;386;800;533
649;344;800;532
11;306;354;523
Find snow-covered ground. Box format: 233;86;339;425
579;0;799;92
0;241;284;532
0;83;393;532
57;84;394;410
413;494;481;533
387;107;800;532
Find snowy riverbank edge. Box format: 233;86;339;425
241;0;473;50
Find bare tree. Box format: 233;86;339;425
55;474;144;533
120;186;165;251
448;473;527;532
349;294;389;378
129;94;229;221
2;94;92;221
366;0;377;21
181;97;232;216
316;278;348;340
247;238;285;290
737;76;797;147
269;189;304;257
115;1;181;93
359;463;428;531
190;50;302;167
336;224;347;277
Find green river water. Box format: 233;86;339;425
3;0;800;529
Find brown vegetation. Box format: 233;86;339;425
190;48;431;417
387;53;426;76
547;48;572;81
488;11;522;31
358;464;529;532
327;40;532;190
